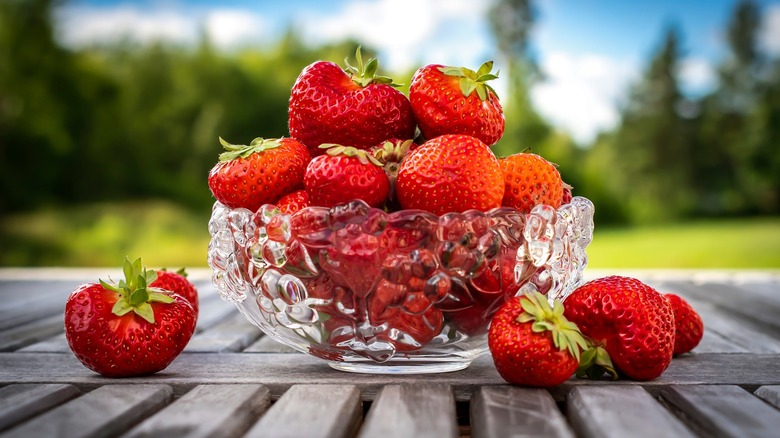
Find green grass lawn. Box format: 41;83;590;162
1;201;778;269
587;217;780;268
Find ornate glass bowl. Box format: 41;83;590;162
207;197;594;374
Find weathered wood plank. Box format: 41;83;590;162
733;281;780;307
662;280;780;333
661;385;780;437
0;281;72;330
124;384;270;438
693;329;748;354
754;386;780;409
243;335;299;353
245;384;361;438
0;314;65;352
1;384;172;438
358;384;458;438
1;352;780;402
567;386;695;438
17;333;71;353
193;294;237;333
184;312;263;353
671;294;780;353
0;384;79;431
470;386;574;438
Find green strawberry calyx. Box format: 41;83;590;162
344;46;401;88
439;61;500;101
576;343;619;380
373;139;414;164
319;143;383;166
100;257;175;324
517;291;589;362
217;137;282;162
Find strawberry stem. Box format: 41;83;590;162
516;291;588;362
217;137;283;161
439;61;500;101
344;46;401;88
101;257;175;324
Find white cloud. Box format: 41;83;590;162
56;5;197;47
761;4;780;55
297;0;492;72
530;52;639;144
206;10;270;48
56;4;270;50
678;57;715;94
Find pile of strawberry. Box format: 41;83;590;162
207;47;569;218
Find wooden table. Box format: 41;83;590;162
1;268;779;437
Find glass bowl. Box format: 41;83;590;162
207;197;594;374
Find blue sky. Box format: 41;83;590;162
57;0;780;143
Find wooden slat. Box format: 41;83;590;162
0;384;79;431
733;281;780;307
358;384;458;438
470;386;574;438
567;386;695;438
0;281;72;330
18;333;71;353
754;386;780;409
124;384;270;438
662;280;780;333
1;384;172;438
693;329;748;354
672;294;780;353
661;385;780;437
0;314;64;351
1;352;780;402
244;384;361;438
243;336;299;353
193;283;238;333
184;312;263;353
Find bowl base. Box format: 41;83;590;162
328;360;471;375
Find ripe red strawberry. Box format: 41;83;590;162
208;137;310;212
64;258;196;377
304;144;390;208
488;292;588;387
499;153;564;213
564;276;675;381
277;190;310;215
409;61;504;146
151;268;199;314
665;293;704;355
396;134;504;215
288;47;416;155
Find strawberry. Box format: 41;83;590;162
288;47;416;155
564;276;675;381
208;137;310;212
409;61;504;146
304;144;390;208
64;258;196;377
665;293;704;355
396;134;504;215
277;190;310;215
488;292;588;387
151;268;199;314
499;152;564;213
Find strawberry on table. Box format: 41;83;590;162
488;292;588;387
288;47;416;155
665;293;704;355
409;61;505;146
64;258;196;377
396;134;504;215
564;276;676;381
208;137;310;212
499;152;564;213
151;268;199;314
304;144;390;209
